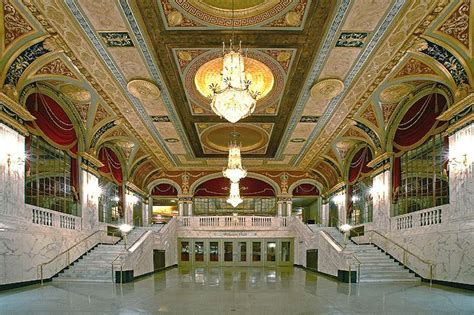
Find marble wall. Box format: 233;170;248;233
81;170;100;230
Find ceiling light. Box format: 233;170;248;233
223;135;247;183
227;181;243;208
210;41;258;124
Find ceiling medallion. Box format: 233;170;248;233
210;40;260;123
223;132;247;183
310;79;345;100
127;79;160;100
227;181;243;207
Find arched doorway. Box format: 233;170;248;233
150;183;179;223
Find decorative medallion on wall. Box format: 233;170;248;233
379;83;411;103
127;79;161;100
59;84;91;102
99;32;134;47
335;32;369;48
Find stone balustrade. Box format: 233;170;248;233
28;204;81;230
178;216;291;230
392;206;445;231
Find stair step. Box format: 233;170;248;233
359;278;420;283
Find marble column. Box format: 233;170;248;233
321;202;329;226
124;190;134;225
177;195;193;216
277;199;283;217
286;199;292;217
81;169;99;230
0;123;27;221
371;170;391;231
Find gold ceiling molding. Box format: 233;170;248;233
310;79;344;100
200;124;269;153
78;151;104;168
183;0;280;19
437;92;473;121
127;79;161;100
194;56;274;100
21;1;173;170
300;0;451;171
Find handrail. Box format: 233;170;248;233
320;231;360;283
38;229;114;284
365;229;433;283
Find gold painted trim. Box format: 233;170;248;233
437;93;474;121
444;113;474;136
81;163;101;177
327;182;345;196
0;111;29;135
78;151;104;168
126;181;148;197
0;92;35;121
367;152;393;168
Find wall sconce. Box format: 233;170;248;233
86;182;101;200
112;195;120;202
449;133;473;171
128;194;139;205
332;194;345;205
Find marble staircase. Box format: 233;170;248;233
325;228;420;283
54;228;151;282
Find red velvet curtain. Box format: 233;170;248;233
26;93;78;155
98;147;123;184
391;93;447;201
348;147;372;184
25;93;80;198
393;93;447;151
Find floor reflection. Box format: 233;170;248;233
0;267;473;314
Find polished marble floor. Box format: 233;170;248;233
0;267;473;314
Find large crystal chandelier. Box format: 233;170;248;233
227;181;243;207
222;136;247;183
210;40;258;124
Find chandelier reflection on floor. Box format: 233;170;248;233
210;40;259;124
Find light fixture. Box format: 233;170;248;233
332;194;345;205
223;133;246;183
351;195;359;202
449;132;473;171
227;181;243;207
119;223;133;233
339;224;352;233
209;0;259;124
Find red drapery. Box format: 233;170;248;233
292;184;319;196
98;147;123;184
26;93;78;155
152;184;178;196
391;93;448;200
348;147;372;184
25;93;80;198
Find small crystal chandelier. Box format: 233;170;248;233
223;133;247;183
210;41;258;123
227;181;243;207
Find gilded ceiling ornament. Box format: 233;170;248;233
36;58;76;78
407;37;428;53
127;80;161;100
379;84;411;103
59;84;91;103
310;79;344;100
167;10;183;26
43;37;62;52
335;141;352;159
276;51;292;62
2;84;19;101
117;141;135;158
395;58;436;78
177;51;192;61
3;0;33;48
285;12;300;26
438;0;470;48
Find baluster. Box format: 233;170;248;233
439;209;442;224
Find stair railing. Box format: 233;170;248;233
321;230;361;283
365;229;433;283
38;229;115;285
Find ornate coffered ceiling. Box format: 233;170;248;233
1;0;472;192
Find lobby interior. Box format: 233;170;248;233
0;0;473;313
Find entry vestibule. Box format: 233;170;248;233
178;239;293;267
